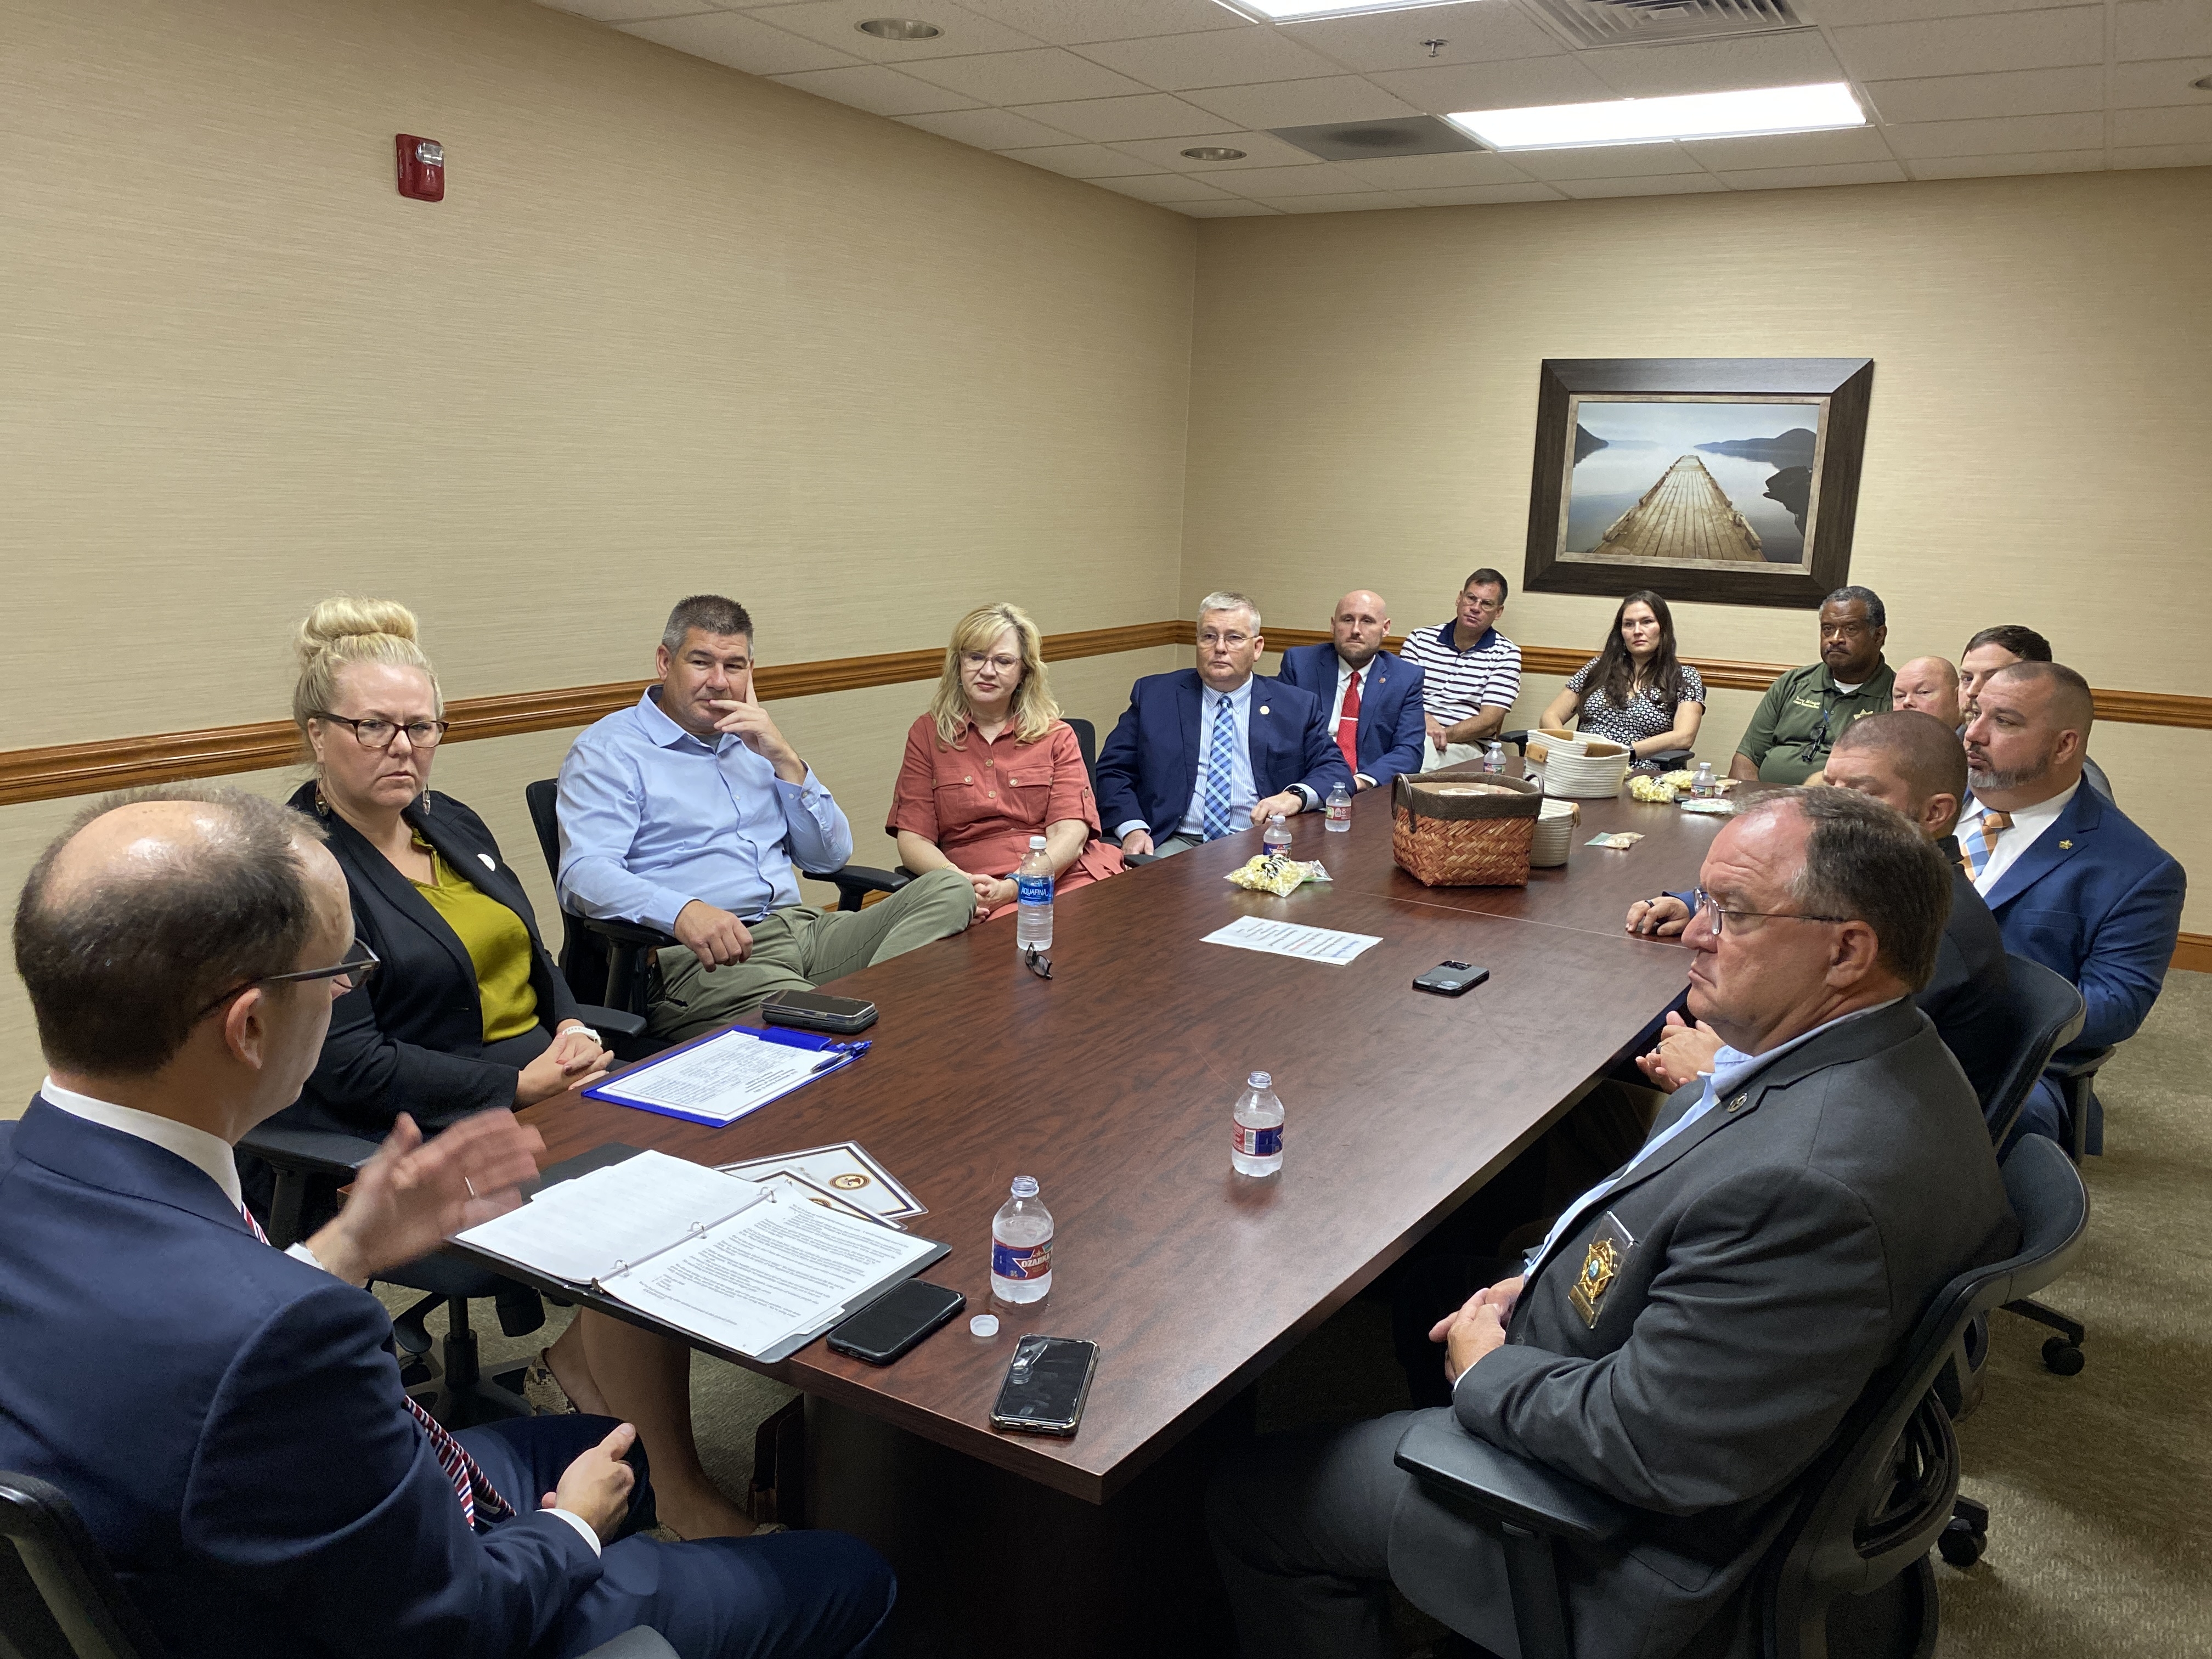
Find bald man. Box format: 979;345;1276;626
0;787;893;1659
1275;589;1429;791
1892;654;1962;729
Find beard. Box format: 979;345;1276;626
1967;751;2052;793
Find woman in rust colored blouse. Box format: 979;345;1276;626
890;602;1123;922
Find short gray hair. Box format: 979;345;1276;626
662;594;754;653
1823;585;1886;628
1197;590;1261;633
1734;786;1951;990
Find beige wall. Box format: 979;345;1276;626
0;0;1195;1105
1183;169;2210;928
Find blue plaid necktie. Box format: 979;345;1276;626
1201;695;1237;841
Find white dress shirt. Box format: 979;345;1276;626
1960;778;2080;896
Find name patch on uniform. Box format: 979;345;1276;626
1568;1210;1636;1328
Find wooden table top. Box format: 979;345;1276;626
510;770;1727;1504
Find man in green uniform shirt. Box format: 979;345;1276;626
1730;586;1895;786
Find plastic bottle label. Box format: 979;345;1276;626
992;1238;1052;1280
1017;874;1052;906
1233;1124;1283;1157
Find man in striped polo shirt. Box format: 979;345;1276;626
1401;567;1523;771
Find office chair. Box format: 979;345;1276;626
1394;1135;2089;1659
1065;716;1098;795
0;1469;674;1659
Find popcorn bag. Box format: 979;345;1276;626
1391;772;1541;888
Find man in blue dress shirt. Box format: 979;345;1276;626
558;595;975;1042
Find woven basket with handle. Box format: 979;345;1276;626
1391;772;1541;888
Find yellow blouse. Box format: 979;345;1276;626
409;836;540;1043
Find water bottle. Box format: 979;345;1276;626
1262;814;1293;859
1691;761;1716;799
1015;834;1053;953
1482;740;1505;774
1324;782;1352;831
991;1176;1053;1303
1231;1071;1285;1178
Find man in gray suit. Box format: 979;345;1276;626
1208;788;2018;1659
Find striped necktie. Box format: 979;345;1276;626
1959;810;2013;880
1335;669;1362;772
1200;695;1237;841
238;1205;514;1528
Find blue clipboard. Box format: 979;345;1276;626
583;1024;872;1128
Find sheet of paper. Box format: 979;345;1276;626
1201;913;1383;966
596;1027;831;1123
609;1189;938;1357
456;1149;766;1284
718;1141;925;1220
747;1169;895;1228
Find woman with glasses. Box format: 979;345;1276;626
1539;590;1705;760
888;602;1121;921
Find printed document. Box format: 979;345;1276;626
1201;913;1383;966
590;1026;832;1124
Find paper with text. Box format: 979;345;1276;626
457;1149;766;1284
1201;913;1383;966
592;1027;831;1123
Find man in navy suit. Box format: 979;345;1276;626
1273;589;1427;793
0;787;893;1659
1960;662;2185;1148
1096;591;1353;858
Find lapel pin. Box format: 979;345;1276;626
1726;1094;1747;1113
2058;839;2073;849
478;853;498;872
1259;705;1270;716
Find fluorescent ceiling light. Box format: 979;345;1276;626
1448;82;1866;151
1218;0;1464;20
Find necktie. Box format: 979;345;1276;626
1200;695;1237;842
1335;669;1362;773
238;1205;514;1528
1960;810;2013;880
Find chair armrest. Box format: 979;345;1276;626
2049;1045;2114;1082
579;915;680;951
236;1124;382;1177
574;1005;648;1041
1644;748;1694;769
1124;852;1158;867
1394;1415;1632;1545
1499;729;1530;754
802;864;911;913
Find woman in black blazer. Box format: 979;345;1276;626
266;597;757;1541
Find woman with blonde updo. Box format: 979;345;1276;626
264;596;759;1539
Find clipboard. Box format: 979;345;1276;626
583;1023;873;1127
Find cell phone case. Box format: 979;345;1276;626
989;1335;1099;1436
826;1283;965;1365
761;992;879;1034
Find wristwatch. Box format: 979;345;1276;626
571;1025;601;1047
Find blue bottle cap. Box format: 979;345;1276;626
1248;1071;1271;1088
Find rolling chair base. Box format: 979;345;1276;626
392;1289;539;1428
1999;1296;2086;1374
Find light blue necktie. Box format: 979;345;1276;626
1201;696;1236;841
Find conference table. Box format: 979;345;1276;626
494;768;1730;1656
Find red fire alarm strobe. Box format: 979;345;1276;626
396;134;444;201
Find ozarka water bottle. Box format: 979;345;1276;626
1324;781;1352;831
1015;834;1053;954
991;1176;1053;1303
1231;1072;1284;1178
1262;814;1293;859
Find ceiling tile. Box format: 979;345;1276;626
1861;65;2108;123
2112;57;2212;104
1716;159;1912;189
1174;199;1286;216
953;0;1260;47
1906;148;2108;177
998;142;1157;178
1279;2;1565;72
1582;31;1848;98
740;0;1042;61
1554;173;1730;198
620;10;859;75
1071;25;1343;91
1209;163;1382;196
2115;0;2212;61
1679;127;1895;169
897;105;1079;148
770;63;983;114
1108;131;1329;171
1506;143;1707;180
1179;76;1417;129
901;47;1153;103
1333;150;1536;189
1794;0;2072;20
1366;57;1620;114
2115;100;2212;140
537;0;720;22
1884;110;2108;156
2111;139;2212;164
1263;192;1419;212
1827;9;2106;82
1007;92;1240;142
1088;172;1240;203
1393;182;1566;205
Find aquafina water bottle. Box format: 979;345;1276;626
1015;835;1053;954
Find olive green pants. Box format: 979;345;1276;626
648;865;975;1043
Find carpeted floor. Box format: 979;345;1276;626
407;972;2212;1656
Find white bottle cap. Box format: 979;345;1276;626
970;1313;1000;1338
1011;1175;1039;1198
1029;835;1047;849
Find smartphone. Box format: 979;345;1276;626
989;1335;1099;1437
1413;961;1489;996
826;1279;965;1365
761;989;878;1034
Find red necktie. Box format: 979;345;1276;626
238;1204;514;1528
1336;669;1362;772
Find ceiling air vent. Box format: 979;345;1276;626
1269;115;1486;163
1523;0;1807;49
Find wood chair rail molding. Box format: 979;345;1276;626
2;620;2205;811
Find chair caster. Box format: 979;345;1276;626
2041;1336;2085;1375
1939;1498;1989;1567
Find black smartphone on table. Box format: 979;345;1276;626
826;1280;965;1365
1413;961;1489;996
989;1335;1099;1436
761;989;878;1034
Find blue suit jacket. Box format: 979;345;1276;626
1982;785;2185;1053
0;1101;599;1659
1094;668;1353;838
1273;644;1428;789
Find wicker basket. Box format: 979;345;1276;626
1392;772;1541;888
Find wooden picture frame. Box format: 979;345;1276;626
1522;357;1875;611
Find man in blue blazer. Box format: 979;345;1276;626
1960;662;2185;1148
1273;589;1427;793
1096;591;1353;857
0;788;892;1659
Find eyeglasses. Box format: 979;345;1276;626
1022;947;1053;981
961;653;1022;675
312;713;452;749
1796;692;1841;764
1198;630;1253;650
193;941;381;1020
1687;889;1848;938
1461;596;1503;615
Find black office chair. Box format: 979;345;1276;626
1;1468;675;1659
1393;1135;2089;1659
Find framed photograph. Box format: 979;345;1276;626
1522;358;1875;610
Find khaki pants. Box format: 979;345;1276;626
649;866;975;1043
1421;739;1484;772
